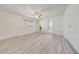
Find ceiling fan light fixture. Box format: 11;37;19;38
34;8;44;19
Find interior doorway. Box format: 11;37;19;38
37;20;53;33
49;21;53;32
37;20;42;32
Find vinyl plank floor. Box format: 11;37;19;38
0;32;77;54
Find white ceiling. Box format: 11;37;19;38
0;4;67;19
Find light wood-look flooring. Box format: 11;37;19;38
0;32;77;54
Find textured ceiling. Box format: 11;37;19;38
0;4;67;19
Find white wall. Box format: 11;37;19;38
0;9;2;40
40;15;63;35
63;5;79;53
0;9;37;40
52;16;63;35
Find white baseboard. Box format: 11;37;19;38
0;31;37;41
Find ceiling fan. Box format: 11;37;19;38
34;8;44;19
